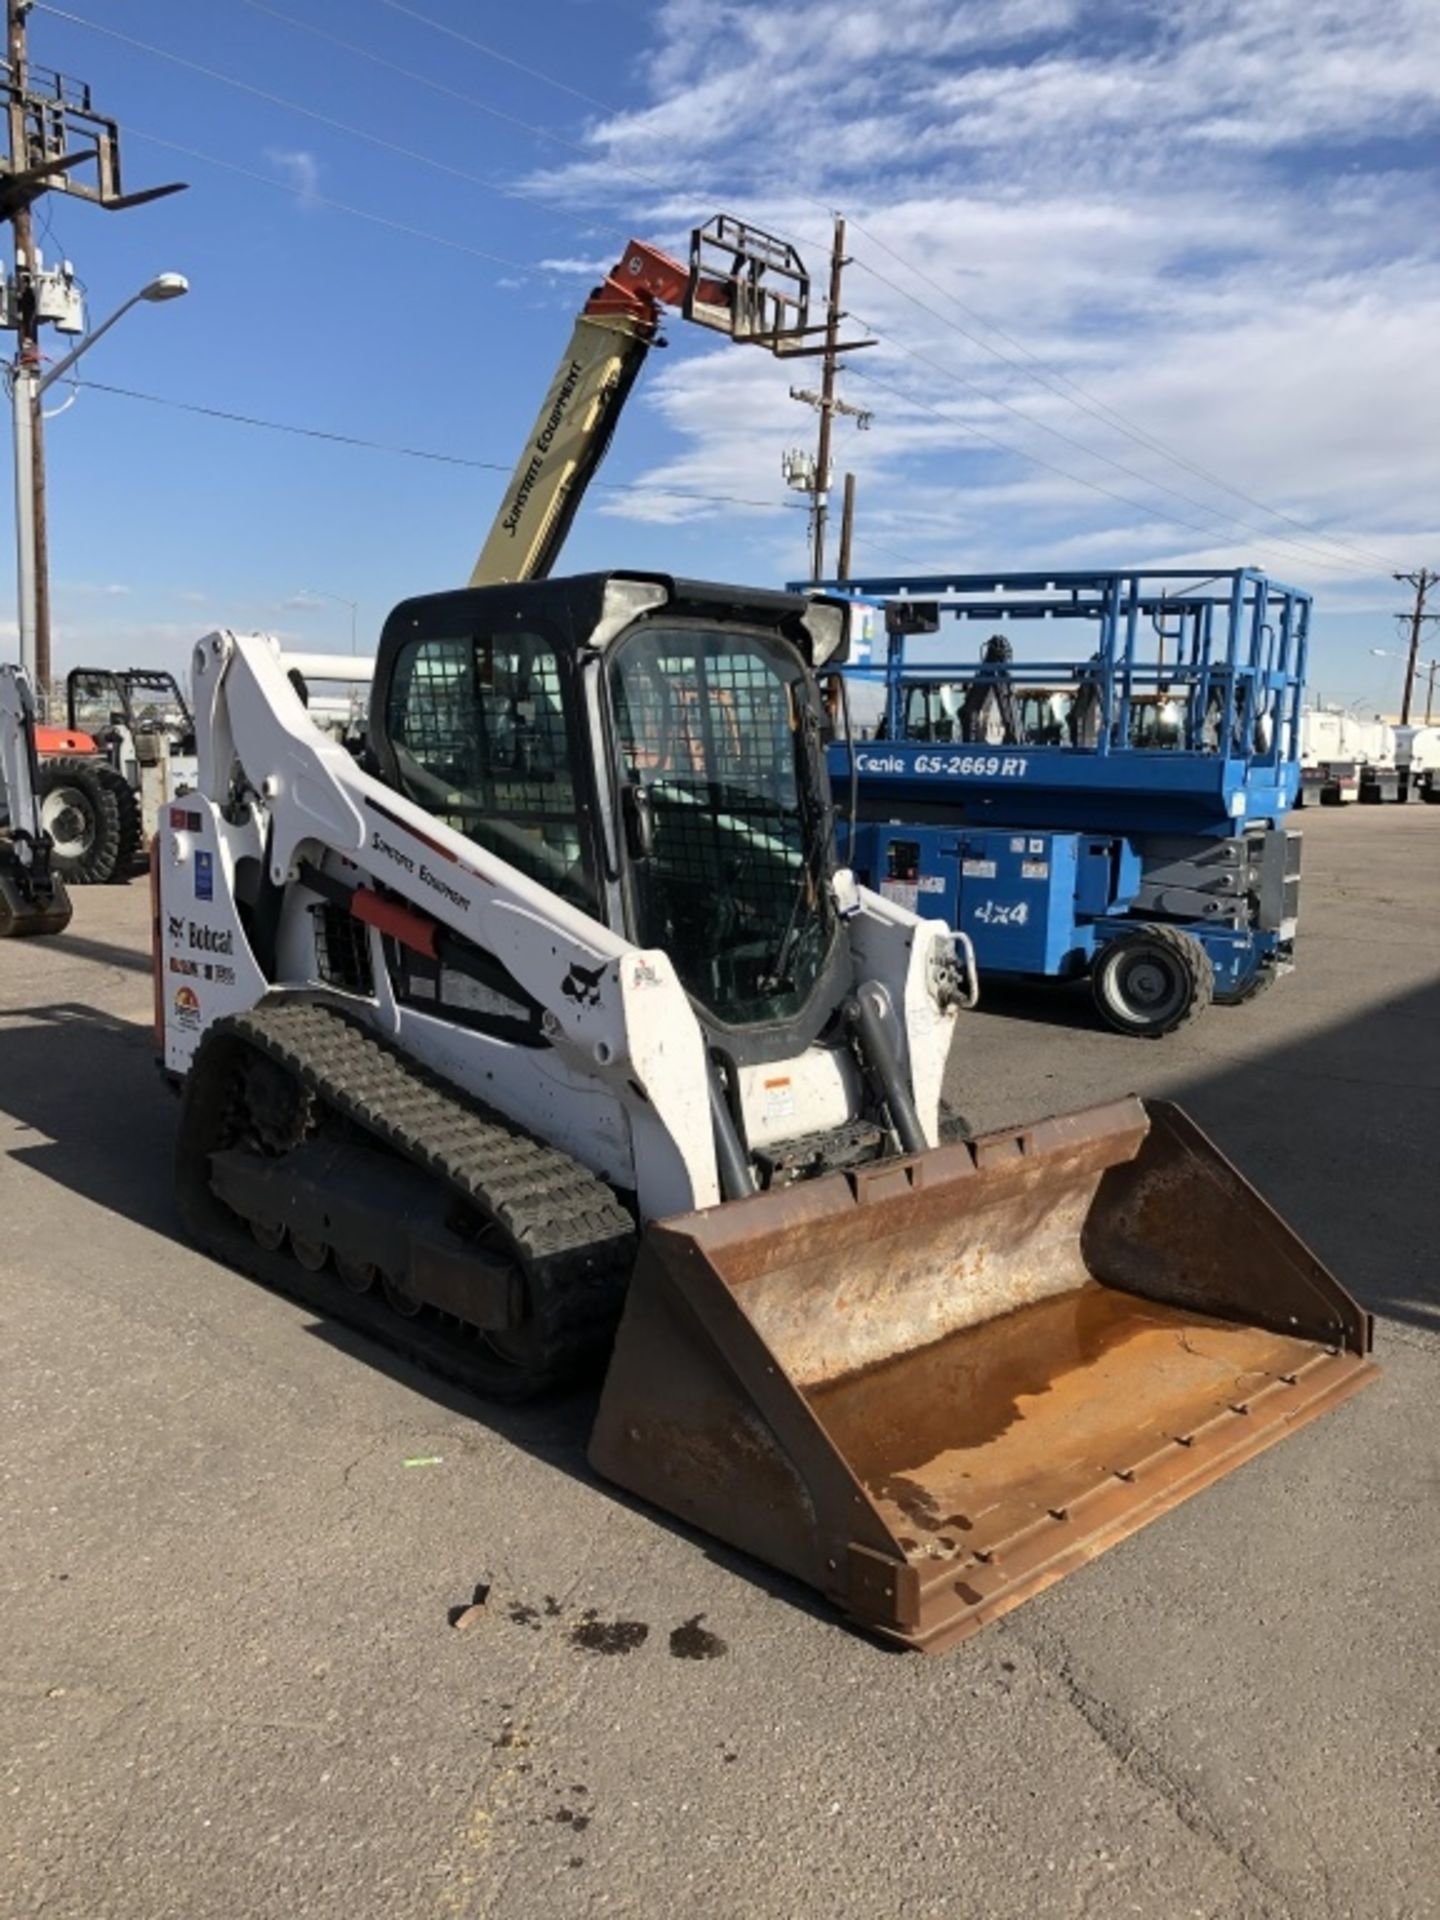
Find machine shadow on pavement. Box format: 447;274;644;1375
0;1003;179;1237
2;966;1434;1628
964;974;1102;1033
1159;972;1439;1339
43;932;159;975
0;995;848;1626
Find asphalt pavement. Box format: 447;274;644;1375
2;804;1437;1920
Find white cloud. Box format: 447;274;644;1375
534;255;610;277
926;1;1440;158
512;0;1437;671
265;147;322;210
60;581;133;600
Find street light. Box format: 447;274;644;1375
1372;646;1440;725
12;272;190;690
297;587;359;650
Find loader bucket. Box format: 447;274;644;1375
590;1098;1376;1652
0;864;72;937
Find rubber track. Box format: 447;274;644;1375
182;999;637;1398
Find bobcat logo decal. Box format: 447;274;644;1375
561;961;606;1009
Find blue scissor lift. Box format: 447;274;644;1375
805;569;1307;1037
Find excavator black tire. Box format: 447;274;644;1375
97;765;144;878
175;998;638;1401
36;757;124;885
1090;923;1214;1038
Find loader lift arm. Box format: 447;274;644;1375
470;215;820;587
0;664;73;935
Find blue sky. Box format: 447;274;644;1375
11;0;1440;710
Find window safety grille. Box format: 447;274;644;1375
611;629;831;1027
311;902;374;996
387;631;593;910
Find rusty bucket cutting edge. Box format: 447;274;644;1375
588;1096;1378;1652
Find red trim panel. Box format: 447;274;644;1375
351;887;439;959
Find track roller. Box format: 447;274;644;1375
176;1001;636;1400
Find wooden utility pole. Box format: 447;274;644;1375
6;0;48;691
786;214;872;580
809;216;846;582
837;471;856;581
1;0;184;700
1394;569;1439;726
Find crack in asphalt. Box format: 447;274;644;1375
1015;1622;1306;1920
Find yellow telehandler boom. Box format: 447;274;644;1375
470;214;830;586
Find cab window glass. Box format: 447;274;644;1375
386;628;593;910
70;673;123;734
609;623;834;1028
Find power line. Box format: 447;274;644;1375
237;0;838;289
843;361;1375;577
372;0;624;118
842;227;1402;577
365;0;1405;578
236;0;692;215
72;378;805;514
35;7;1103;566
846;318;1394;580
243;0;1287;565
846;529;936;572
37;6;631;253
127;129;543;275
47;2;1407;579
366;0;839;269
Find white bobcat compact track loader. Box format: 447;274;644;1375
155;574;1376;1651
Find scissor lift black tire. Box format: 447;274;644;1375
1090;924;1213;1039
1214;961;1278;1008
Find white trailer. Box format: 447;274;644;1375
1395;725;1440;803
1298;709;1394;806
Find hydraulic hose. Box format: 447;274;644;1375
848;980;928;1156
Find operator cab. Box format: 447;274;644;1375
68;667;197;758
369;572;853;1047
